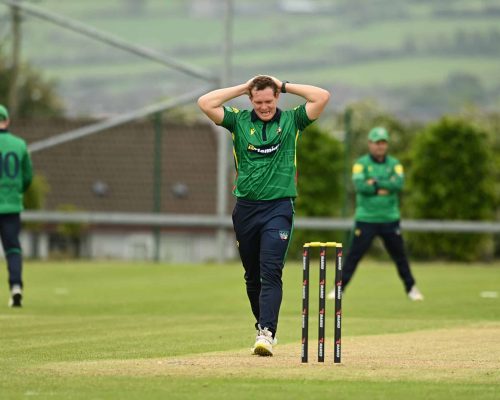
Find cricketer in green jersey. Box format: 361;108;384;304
0;104;33;307
327;127;423;302
198;76;330;356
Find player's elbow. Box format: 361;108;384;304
307;89;331;119
197;95;210;112
313;89;331;112
318;88;331;106
197;95;223;124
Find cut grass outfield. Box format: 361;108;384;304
0;260;499;399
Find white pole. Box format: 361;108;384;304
215;0;233;263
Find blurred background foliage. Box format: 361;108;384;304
1;0;500;118
291;105;499;262
0;1;499;261
406;118;496;261
0;46;63;118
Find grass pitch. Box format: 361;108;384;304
0;260;498;399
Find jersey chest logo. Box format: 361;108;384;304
247;143;280;155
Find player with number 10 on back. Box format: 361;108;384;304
0;104;33;308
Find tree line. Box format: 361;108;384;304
293;102;499;261
1;48;498;261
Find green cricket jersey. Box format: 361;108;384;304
220;104;313;200
352;154;404;222
0;130;33;213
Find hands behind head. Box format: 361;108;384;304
245;75;282;95
244;77;257;95
266;75;282;88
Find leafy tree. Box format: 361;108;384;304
0;46;63;118
24;174;50;210
56;204;87;240
406;117;495;260
459;107;500;212
23;174;50;233
295;124;343;216
339;100;420;163
457;108;500;257
51;204;88;259
288;124;343;258
337;101;421;217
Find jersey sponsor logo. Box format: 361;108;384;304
279;230;289;240
394;164;404;175
247;143;280;155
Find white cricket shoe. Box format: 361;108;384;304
251;326;274;356
9;285;22;307
408;285;424;301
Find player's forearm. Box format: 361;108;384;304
198;84;248;111
377;176;404;192
353;178;378;195
285;83;329;103
286;83;330;119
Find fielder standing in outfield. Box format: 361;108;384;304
198;76;330;356
328;127;423;301
0;105;33;307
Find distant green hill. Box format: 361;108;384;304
4;0;500;119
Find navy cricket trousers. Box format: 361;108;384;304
343;220;415;293
0;213;23;289
232;197;294;336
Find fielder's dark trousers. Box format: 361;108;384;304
343;220;415;293
232;197;294;337
0;213;23;289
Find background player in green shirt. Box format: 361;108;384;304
198;75;330;356
0;104;33;307
328;127;423;301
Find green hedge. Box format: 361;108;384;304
406;117;496;260
288;123;343;259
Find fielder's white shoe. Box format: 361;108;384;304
251;326;274;356
408;285;424;301
9;285;22;308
